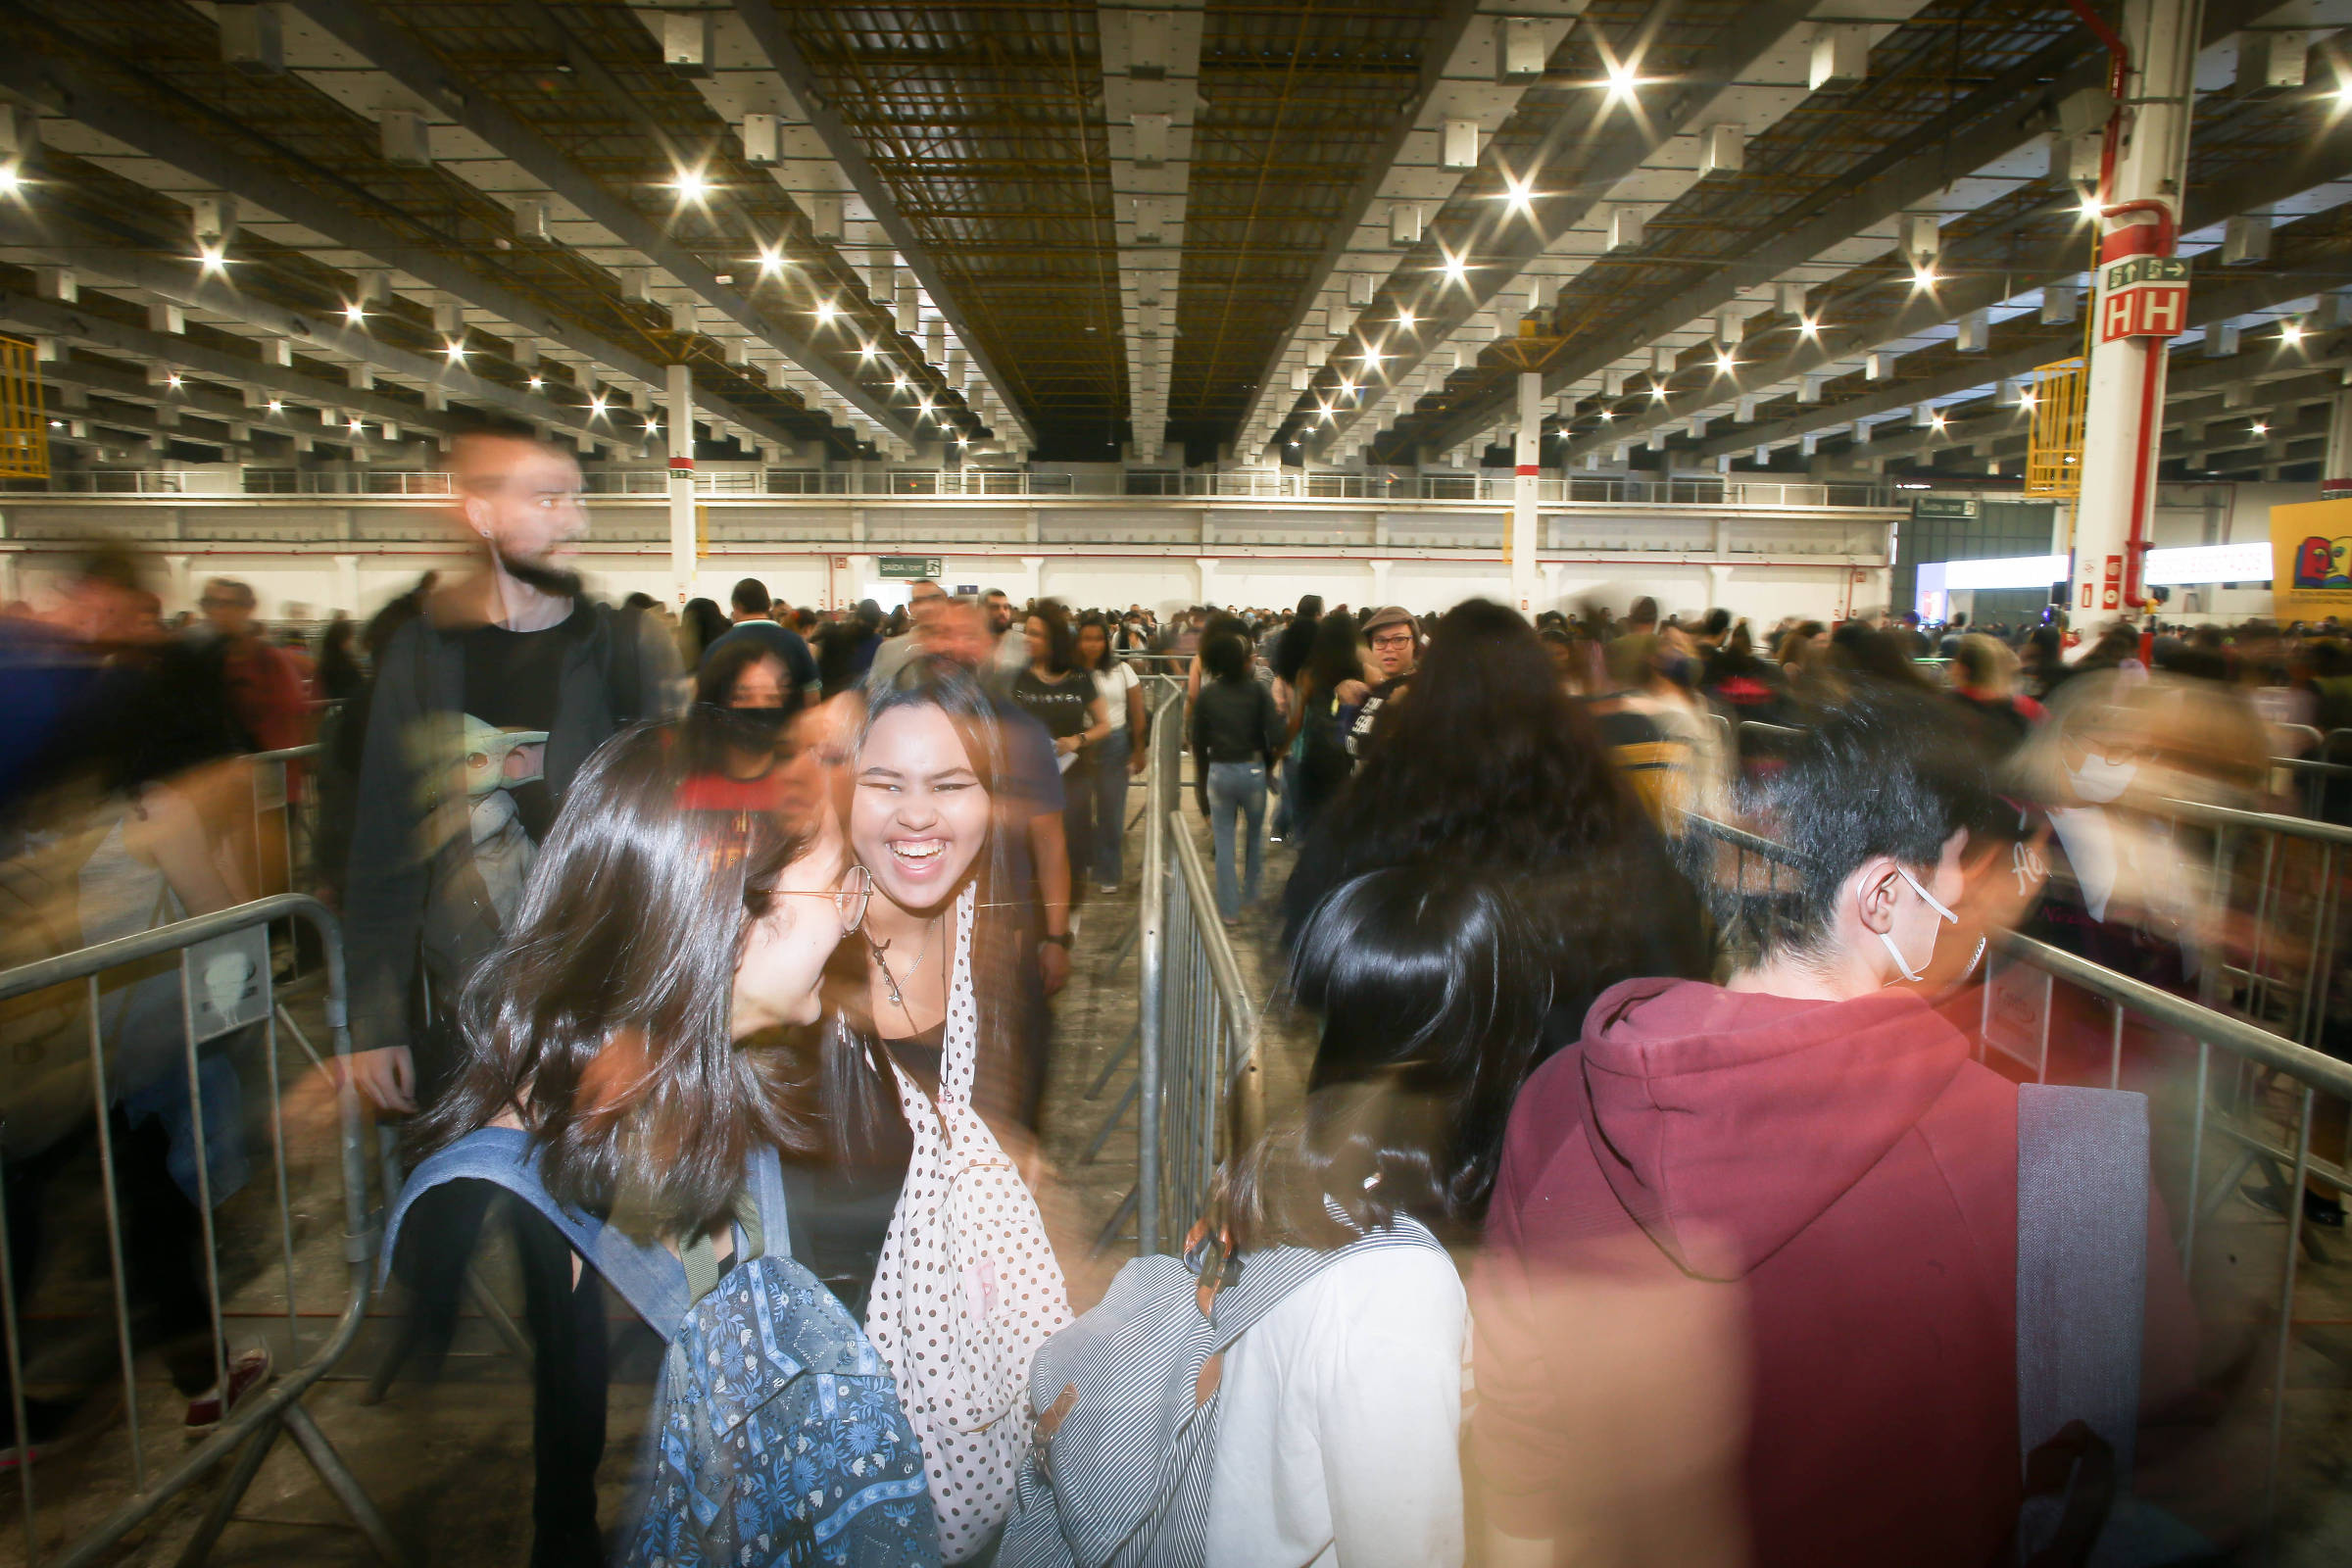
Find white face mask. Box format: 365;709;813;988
2067;752;2137;804
1879;864;1960;984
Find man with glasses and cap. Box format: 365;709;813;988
1346;605;1422;760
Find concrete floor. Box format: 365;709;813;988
5;799;2350;1567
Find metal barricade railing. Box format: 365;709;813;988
1677;807;2352;1547
0;894;396;1567
1152;812;1263;1252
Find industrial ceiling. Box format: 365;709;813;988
0;0;2345;480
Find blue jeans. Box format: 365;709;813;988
1088;728;1132;886
1206;761;1267;920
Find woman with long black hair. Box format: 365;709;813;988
406;721;887;1567
1198;866;1553;1568
1281;598;1712;1065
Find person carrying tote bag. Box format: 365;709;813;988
847;658;1076;1560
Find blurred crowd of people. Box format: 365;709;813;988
2;425;2348;1567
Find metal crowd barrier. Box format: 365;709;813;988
1087;668;1265;1257
1677;807;2352;1549
0;894;396;1567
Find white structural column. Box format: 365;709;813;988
2072;0;2198;622
665;364;696;606
1510;371;1542;614
2324;390;2352;496
334;553;361;617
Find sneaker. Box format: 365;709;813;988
2239;1183;2347;1229
184;1347;271;1435
0;1397;74;1473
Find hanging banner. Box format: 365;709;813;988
2269;498;2352;621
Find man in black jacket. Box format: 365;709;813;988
342;429;676;1567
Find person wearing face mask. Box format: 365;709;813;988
683;642;797;807
1472;682;2197;1568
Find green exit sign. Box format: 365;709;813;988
878;556;942;579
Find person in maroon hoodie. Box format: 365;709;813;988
1470;682;2196;1568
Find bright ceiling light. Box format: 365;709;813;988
858;340;879;360
2253;420;2270;434
1650;383;1669;401
2079;195;2104;220
1397;308;1416;331
1713;349;1737;374
1604;57;1642;104
348;417;363;431
813;299;838;324
589;395;608;416
196;245;226;273
344;302;367;324
0;165;21;196
758;247;785;275
1599;409;1614;422
1441;248;1468;286
167;373;181;388
445;341;467;361
669;166;711;202
1339;378;1357;397
1932;413;1946;429
266;399;282;413
891;372;908;392
527;374;543;389
2281;321;2306;345
1798;316;1820;337
1360;344;1386;368
1912;265;1939;288
2018;392;2037;411
1503;172;1536;214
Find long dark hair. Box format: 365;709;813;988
816;655;1043;1150
1216;868;1549;1250
1283;598;1712;1058
1026;599;1077;676
1301;612;1363;701
421;723;811;1237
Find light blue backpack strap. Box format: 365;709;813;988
2017;1083;2148;1485
381;1126;690;1332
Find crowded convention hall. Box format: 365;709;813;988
7;3;2352;1567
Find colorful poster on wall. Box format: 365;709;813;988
2270;498;2352;622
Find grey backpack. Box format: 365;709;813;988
996;1218;1448;1568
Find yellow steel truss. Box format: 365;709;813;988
0;334;46;479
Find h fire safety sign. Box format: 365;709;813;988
2097;255;2190;342
2102;552;2124;611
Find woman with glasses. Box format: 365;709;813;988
405;720;877;1566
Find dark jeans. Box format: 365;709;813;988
392;1181;611;1568
1071;729;1132;887
2;1102;223;1442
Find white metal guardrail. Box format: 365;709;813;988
8;468;1896;509
0;894;398;1567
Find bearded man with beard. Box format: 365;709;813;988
341;428;678;1568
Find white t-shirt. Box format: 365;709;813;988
1203;1241;1468;1568
1092;659;1139;713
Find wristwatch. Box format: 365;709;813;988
1040;931;1072;950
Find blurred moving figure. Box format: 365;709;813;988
341;427;677;1568
1472;684;2195;1568
193;577;310;755
1072;613;1146;893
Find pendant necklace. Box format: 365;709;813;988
867;910;941;1013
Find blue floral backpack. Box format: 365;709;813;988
383;1128;941;1568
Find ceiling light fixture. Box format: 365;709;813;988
1714;349;1737;374
1604;57;1642;104
266;399;282;413
197;245;226;274
445;341;467;362
1650;383;1669;402
2254;420;2270;434
2018;392;2037;411
0;165;21;196
167;373;181;388
1397;308;1416;331
1599;409;1614;422
759;247;785;275
1798;316;1820;338
1912;265;1939;288
813;299;838;324
589;395;609;416
669;166;711;202
344;303;367;324
2282;321;2306;345
527;374;543;389
1503;172;1536;214
1441;248;1468;286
